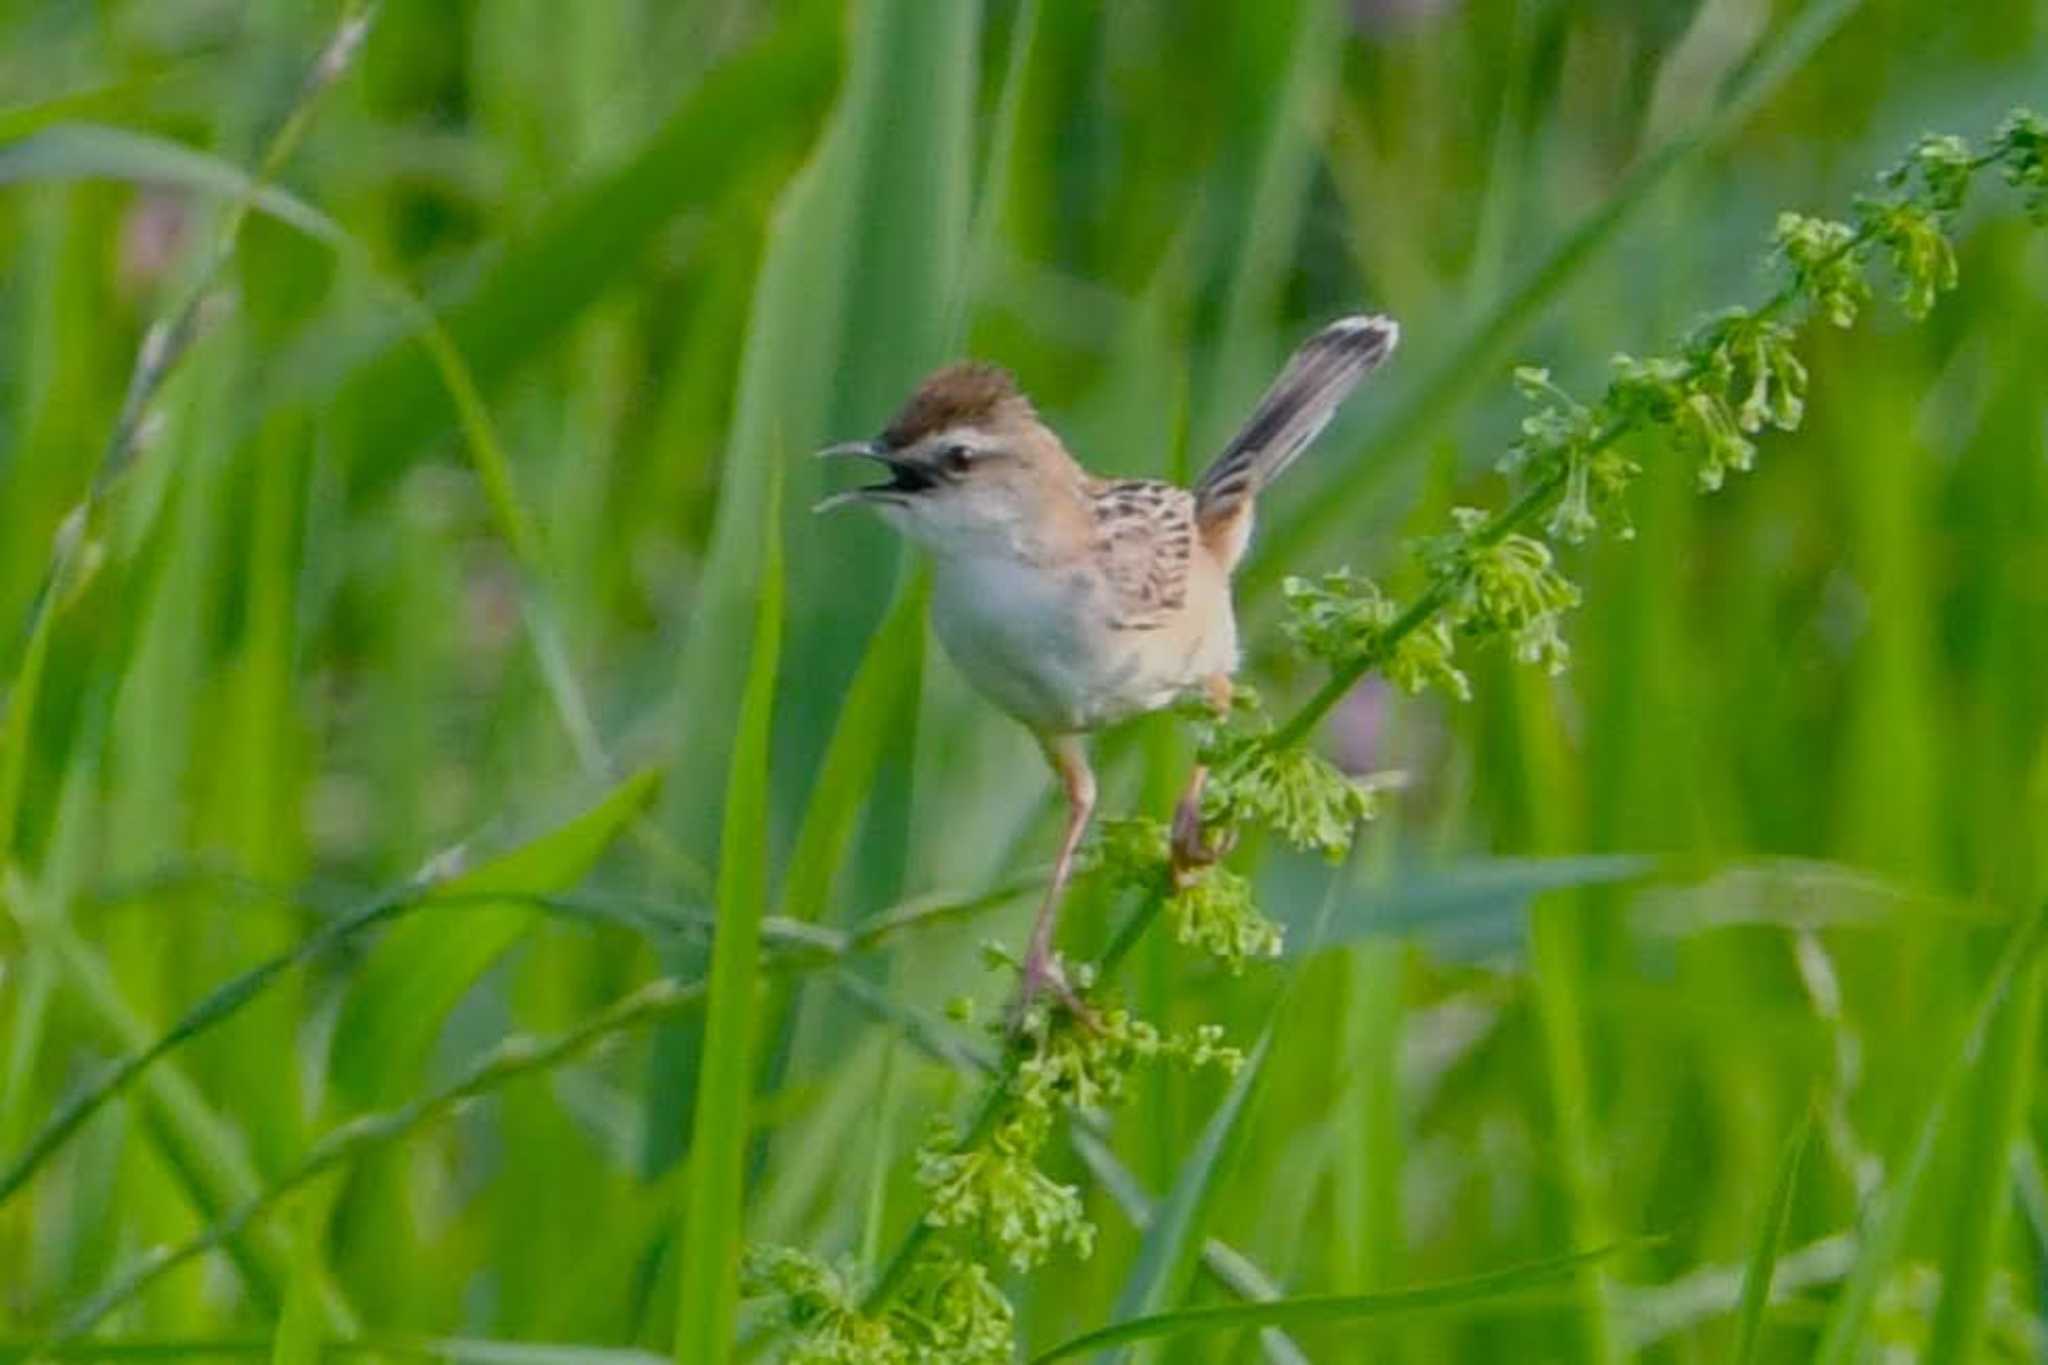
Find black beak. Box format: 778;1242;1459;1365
814;440;935;512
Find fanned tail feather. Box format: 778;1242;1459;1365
1193;315;1398;564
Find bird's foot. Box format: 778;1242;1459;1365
1170;794;1237;877
1009;948;1097;1038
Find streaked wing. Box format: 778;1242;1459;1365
1088;479;1195;631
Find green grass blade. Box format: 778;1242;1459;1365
0;578;56;861
0;121;605;768
23;905;294;1318
326;768;661;1108
1923;955;2043;1361
1241;0;1867;597
0;1340;670;1364
1032;1247;1621;1363
1732;1108;1816;1364
777;572;930;926
1198;0;1342;456
1068;1129;1311;1365
0;123;353;249
320;10;841;491
1098;1034;1271;1364
1299;854;1656;958
673;460;784;1364
271;1210;324;1365
1813;908;2048;1364
642;0;975;1173
56;975;710;1339
955;0;1039;340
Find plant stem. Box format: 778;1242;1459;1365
1267;204;1912;751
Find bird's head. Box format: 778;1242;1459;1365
816;362;1087;558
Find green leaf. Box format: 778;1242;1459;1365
673;460;785;1363
1280;855;1656;959
1813;909;2048;1364
1924;955;2043;1361
314;12;842;492
0;123;352;248
1243;0;1867;596
1032;1247;1622;1363
327;768;661;1109
642;0;977;1176
0;1339;670;1363
779;571;931;926
1733;1109;1816;1364
0;120;604;765
271;1208;325;1365
1098;1035;1271;1365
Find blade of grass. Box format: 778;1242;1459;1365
1813;905;2048;1364
1067;1129;1310;1365
0;843;1018;1213
317;8;841;493
0;5;374;882
0;121;609;780
1241;0;1867;598
33;871;1024;1342
777;574;930;927
51;973;712;1340
644;0;974;1173
1924;955;2043;1361
673;458;784;1363
1733;1108;1816;1364
1198;0;1342;457
1031;1248;1622;1363
271;1208;324;1365
1097;844;1363;1363
831;972;1315;1364
326;767;661;1108
0;1341;670;1364
1097;1034;1272;1365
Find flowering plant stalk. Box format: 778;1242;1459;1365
743;110;2048;1362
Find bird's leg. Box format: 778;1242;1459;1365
1171;674;1237;877
1014;734;1097;1029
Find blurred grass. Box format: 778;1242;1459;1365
2;0;2047;1361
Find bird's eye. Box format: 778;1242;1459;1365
941;443;973;474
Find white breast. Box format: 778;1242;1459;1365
930;553;1233;735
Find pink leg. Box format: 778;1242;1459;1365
1016;734;1096;1024
1171;674;1236;877
1170;764;1216;874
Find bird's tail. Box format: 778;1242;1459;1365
1193;315;1398;564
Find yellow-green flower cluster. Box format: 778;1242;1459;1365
915;997;1243;1276
1501;366;1639;542
1772;211;1871;328
1432;509;1583;676
1093;815;1280;972
1282;569;1471;700
1993;108;2048;220
1168;859;1279;973
1188;689;1384;861
741;1245;1014;1365
915;1109;1092;1273
890;1248;1015;1363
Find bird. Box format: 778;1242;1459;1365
818;315;1399;1018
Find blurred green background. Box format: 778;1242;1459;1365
1;0;2045;1360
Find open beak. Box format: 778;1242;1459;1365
814;440;936;513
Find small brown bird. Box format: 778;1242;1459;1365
819;316;1398;1014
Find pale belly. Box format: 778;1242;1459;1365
930;554;1236;735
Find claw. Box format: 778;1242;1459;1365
1170;786;1235;876
1009;949;1097;1037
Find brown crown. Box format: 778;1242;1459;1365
880;362;1032;449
